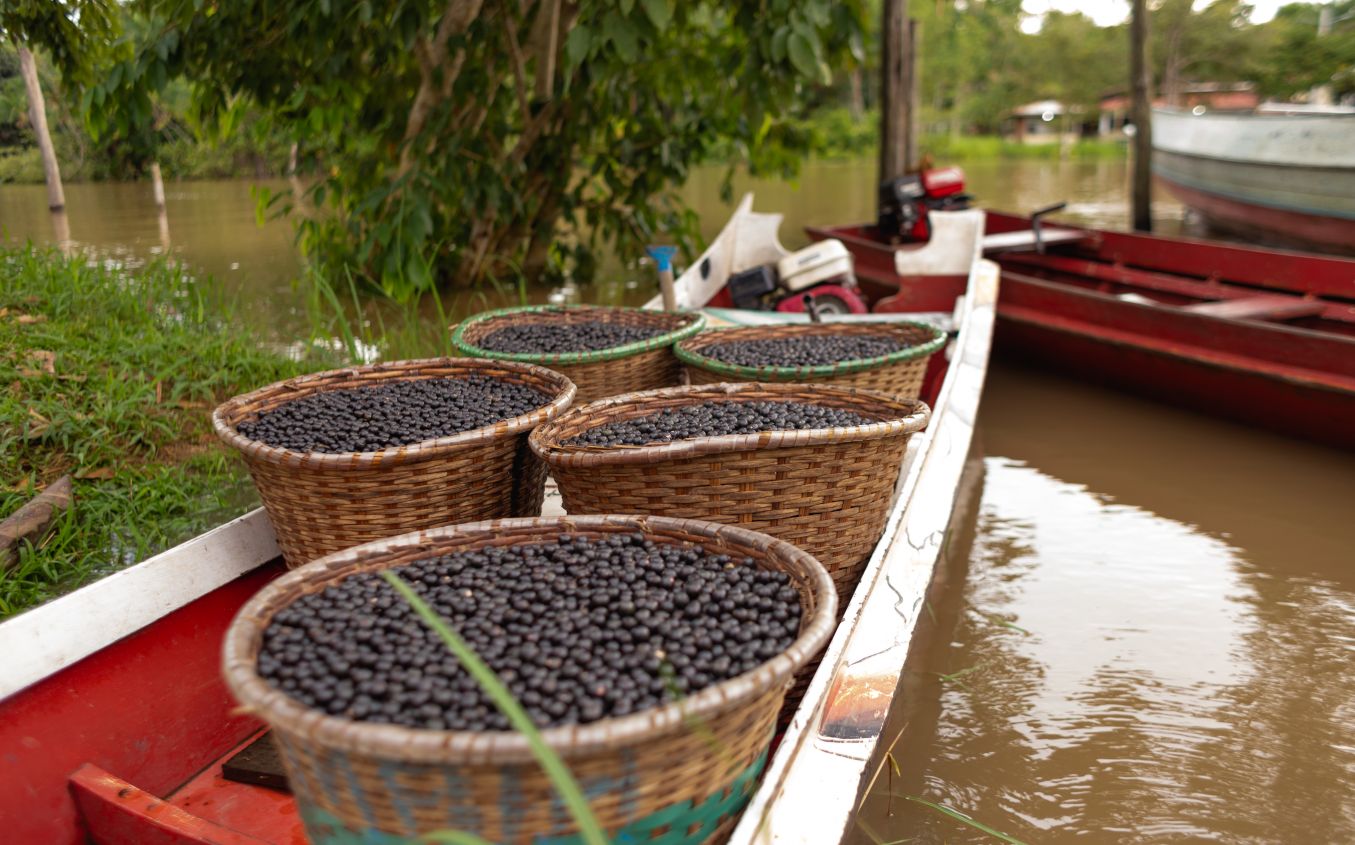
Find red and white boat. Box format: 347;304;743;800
0;196;997;845
810;208;1355;449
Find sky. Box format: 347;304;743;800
1020;0;1286;32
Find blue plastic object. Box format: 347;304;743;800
646;245;678;272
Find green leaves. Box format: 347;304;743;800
104;0;866;300
640;0;672;31
787;31;818;79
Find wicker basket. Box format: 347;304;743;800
676;322;946;399
529;382;930;607
213;358;575;567
451;304;706;404
222;515;837;845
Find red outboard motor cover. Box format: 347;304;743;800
921;166;966;198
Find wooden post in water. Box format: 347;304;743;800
1130;0;1153;233
907;18;921;169
879;0;912;183
150;162;166;210
15;44;65;213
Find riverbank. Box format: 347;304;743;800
0;246;331;617
800;109;1127;161
0;115;1125;186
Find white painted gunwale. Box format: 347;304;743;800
729;236;996;843
0;508;280;700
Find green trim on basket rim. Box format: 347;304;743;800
451;305;707;366
674;321;947;381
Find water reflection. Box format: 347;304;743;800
850;364;1355;845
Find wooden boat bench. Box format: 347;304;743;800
1179;295;1326;321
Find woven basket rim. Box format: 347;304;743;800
450;304;707;365
221;514;837;763
674;321;946;380
212;357;576;468
528;382;931;468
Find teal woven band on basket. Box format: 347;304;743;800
451;305;707;367
674;321;947;382
295;750;768;845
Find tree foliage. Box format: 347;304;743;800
1249;2;1355;100
91;0;864;299
0;1;116;81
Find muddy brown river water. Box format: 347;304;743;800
4;159;1352;844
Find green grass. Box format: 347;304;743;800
0;244;334;617
797;107;1127;162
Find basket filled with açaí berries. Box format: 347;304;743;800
213;358;575;566
677;321;946;399
222;514;837;844
529;382;930;607
451;304;706;404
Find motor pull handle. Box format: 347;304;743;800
1030;201;1068;254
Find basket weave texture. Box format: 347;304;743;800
213;358;575;567
451;304;705;404
677;322;945;399
529;382;930;607
222;515;837;845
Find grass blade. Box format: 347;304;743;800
421;832;496;845
382;572;611;845
904;796;1029;845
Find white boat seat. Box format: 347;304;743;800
981;228;1085;253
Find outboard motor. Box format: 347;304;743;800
877;166;973;243
725;239;868;315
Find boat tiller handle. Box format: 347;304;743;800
1031;202;1068;254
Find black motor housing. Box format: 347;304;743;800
877;175;925;241
727;265;779;310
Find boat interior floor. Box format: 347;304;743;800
72;730;307;845
999;249;1355;330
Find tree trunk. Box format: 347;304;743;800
849;68;865;119
879;0;912;184
1130;0;1154;233
907;19;921;168
16;44;66;213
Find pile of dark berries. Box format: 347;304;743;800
701;335;903;368
236;376;550;453
477;321;664;354
567;400;873;447
255;533;802;731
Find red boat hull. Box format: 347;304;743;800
1158;176;1355;257
997;273;1355;447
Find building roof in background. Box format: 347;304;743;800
1010;99;1083;117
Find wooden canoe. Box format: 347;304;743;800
809;213;1355;449
0;196;997;845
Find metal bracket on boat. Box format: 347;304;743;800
802;293;825;323
1030;202;1068;254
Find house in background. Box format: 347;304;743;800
1004;100;1092;144
1098;82;1260;136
